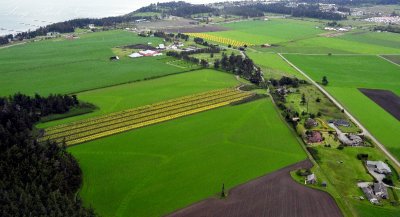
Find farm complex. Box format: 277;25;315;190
1;1;400;217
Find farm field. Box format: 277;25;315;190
209;19;324;45
42;88;253;145
247;52;306;79
37;69;239;128
69;98;307;217
283;54;400;160
270;31;400;54
0;30;187;96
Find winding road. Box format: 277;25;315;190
278;53;400;169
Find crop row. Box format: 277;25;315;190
65;96;248;146
45;91;251;144
185;33;254;47
43;90;245;140
45;88;236;135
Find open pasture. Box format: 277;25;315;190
271;31;400;54
69;98;307;217
283;54;400;159
0;30;186;96
209;19;323;45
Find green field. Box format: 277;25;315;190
209;19;324;45
38;69;239;128
284;54;400;159
70;98;306;217
0;30;187;96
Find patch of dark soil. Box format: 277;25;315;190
166;160;343;217
122;44;156;50
359;88;400;121
164;25;229;33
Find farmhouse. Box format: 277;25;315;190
366;161;392;174
307;131;323;143
305;118;318;128
139;50;159;57
128;53;143;58
306;173;317;184
361;187;379;204
339;134;363;146
374;182;389;199
329;119;351;127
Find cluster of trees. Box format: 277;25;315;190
152;31;190;42
0;93;95;216
166;51;208;67
215;53;263;85
374;25;400;34
269;76;307;88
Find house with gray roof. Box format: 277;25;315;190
361;187;379;204
374;182;389;199
366;161;392;174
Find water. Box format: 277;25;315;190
0;0;227;36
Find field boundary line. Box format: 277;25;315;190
278;53;400;169
377;55;400;67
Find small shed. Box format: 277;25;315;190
109;56;119;61
306;173;317;184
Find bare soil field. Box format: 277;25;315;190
164;25;229;33
166;160;343;217
121;44;156;50
359;88;400;121
381;55;400;65
136;18;198;30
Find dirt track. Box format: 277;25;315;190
359;88;400;121
166;160;343;217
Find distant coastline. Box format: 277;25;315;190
0;0;225;36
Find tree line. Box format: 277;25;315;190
136;1;217;18
0;93;96;217
374;25;400;34
0;15;153;45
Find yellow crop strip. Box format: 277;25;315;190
185;33;254;47
41;89;253;146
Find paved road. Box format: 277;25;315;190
278;53;400;169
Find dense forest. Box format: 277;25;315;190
301;0;399;5
136;1;217;18
0;93;96;217
238;3;346;20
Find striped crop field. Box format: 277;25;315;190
185;33;254;47
40;89;253;146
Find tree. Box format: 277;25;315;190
316;97;321;103
322;76;328;86
301;93;307;105
221;183;226;198
210;53;214;58
200;59;209;68
214;59;220;69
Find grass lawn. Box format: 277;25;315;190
284;54;400;160
69;98;307;217
0;30;187;96
314;146;400;217
210;19;323;45
37;69;240;128
247;51;306;79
